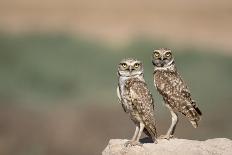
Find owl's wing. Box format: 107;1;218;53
129;80;154;112
180;86;201;115
156;72;202;127
156;72;192;104
127;78;157;140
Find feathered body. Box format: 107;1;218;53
152;48;202;139
117;58;157;145
154;64;202;127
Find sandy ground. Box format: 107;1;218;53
0;0;232;52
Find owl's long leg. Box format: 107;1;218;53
125;123;144;147
160;104;178;139
167;108;178;136
135;122;145;142
131;126;139;141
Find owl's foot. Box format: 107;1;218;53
124;140;142;147
153;139;158;144
158;134;174;140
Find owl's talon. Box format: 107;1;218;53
158;134;174;140
124;141;142;147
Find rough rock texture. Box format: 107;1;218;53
102;138;232;155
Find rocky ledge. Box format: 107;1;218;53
102;138;232;155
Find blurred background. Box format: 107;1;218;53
0;0;232;154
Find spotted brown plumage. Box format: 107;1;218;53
117;58;157;146
125;78;157;142
152;48;202;139
154;69;201;126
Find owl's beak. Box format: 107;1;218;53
129;66;135;72
152;59;165;67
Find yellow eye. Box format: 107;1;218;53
154;52;160;58
121;63;127;68
134;63;140;68
165;52;171;57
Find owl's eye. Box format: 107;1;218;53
134;63;140;68
165;52;172;57
121;63;127;68
154;52;160;58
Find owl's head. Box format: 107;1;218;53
118;58;143;77
152;48;174;67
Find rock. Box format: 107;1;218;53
102;138;232;155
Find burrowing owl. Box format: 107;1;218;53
117;58;157;146
152;48;202;139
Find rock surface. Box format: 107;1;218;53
102;138;232;155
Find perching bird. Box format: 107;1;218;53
152;48;202;139
117;58;157;146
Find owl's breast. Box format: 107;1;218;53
154;71;175;97
154;72;166;90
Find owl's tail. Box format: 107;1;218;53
183;100;202;128
143;121;157;143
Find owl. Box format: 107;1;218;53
117;58;157;146
152;48;202;139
